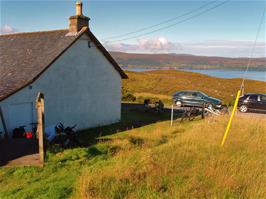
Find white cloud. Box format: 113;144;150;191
104;38;266;57
0;25;18;34
182;40;266;57
104;37;182;53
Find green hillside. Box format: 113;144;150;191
122;70;266;105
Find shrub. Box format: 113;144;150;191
122;87;136;102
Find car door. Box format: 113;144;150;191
181;92;194;106
247;95;259;110
191;92;204;106
257;95;266;111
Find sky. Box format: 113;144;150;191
0;0;265;57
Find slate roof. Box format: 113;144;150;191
0;28;127;101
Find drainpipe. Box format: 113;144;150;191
0;106;8;139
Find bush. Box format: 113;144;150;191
122;87;136;102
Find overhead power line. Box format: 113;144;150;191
240;8;265;88
103;0;220;40
220;7;265;147
105;0;229;43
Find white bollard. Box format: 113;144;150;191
171;104;174;126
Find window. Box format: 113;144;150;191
192;92;202;98
192;92;198;97
248;95;258;101
183;92;192;97
175;92;184;96
199;92;208;97
240;95;248;100
261;95;266;101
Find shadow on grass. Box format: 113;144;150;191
77;103;182;146
86;146;105;157
0;139;39;167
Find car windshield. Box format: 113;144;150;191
173;92;183;96
199;92;208;98
249;95;258;101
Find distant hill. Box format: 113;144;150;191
110;52;266;71
123;70;266;105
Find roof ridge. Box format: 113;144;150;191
0;29;68;37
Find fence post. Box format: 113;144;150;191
36;92;45;166
202;103;205;119
170;104;174;126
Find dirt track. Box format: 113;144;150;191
237;111;266;119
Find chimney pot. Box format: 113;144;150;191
68;1;90;34
76;1;82;16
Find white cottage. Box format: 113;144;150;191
0;2;127;137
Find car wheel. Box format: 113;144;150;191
239;105;248;113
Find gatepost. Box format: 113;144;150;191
36;92;45;166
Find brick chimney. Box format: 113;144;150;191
69;1;90;33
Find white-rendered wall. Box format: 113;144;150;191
0;34;122;135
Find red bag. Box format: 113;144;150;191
25;132;33;139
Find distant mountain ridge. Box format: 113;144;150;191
110;52;266;71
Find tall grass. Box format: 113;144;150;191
76;115;266;199
1;114;265;199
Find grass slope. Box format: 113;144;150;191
76;115;266;199
0;107;169;199
123;70;266;105
1;112;265;199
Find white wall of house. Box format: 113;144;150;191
0;34;122;136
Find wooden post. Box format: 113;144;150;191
240;85;244;96
201;103;205;119
36;92;45;166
